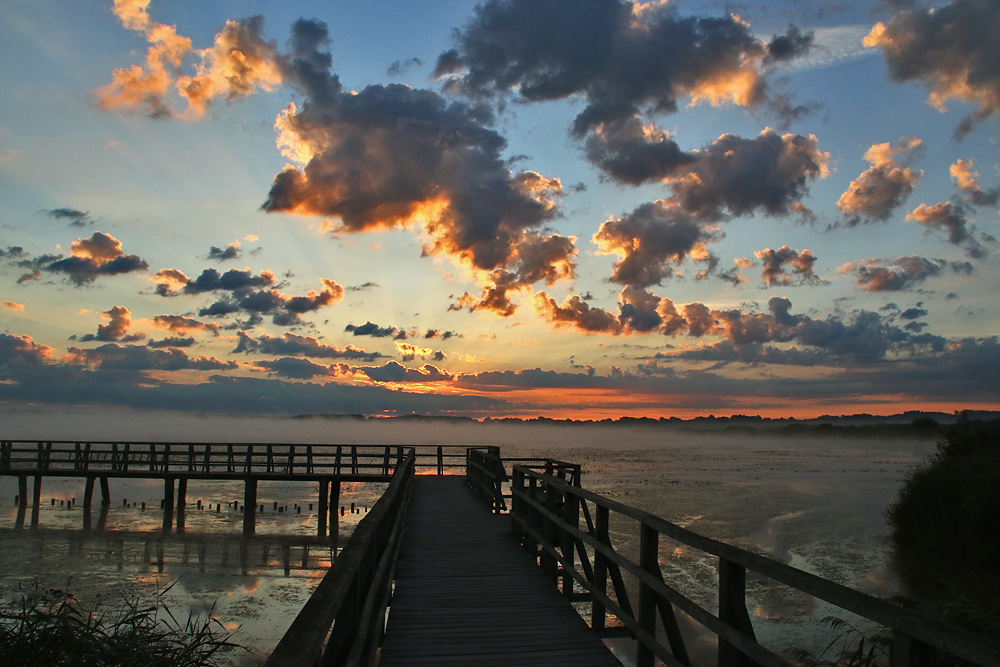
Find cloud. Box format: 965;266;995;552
865;0;1000;137
583;117;695;185
207;242;242;261
262;19;576;316
179;267;277;294
197;278;345;326
0;333;55;367
79;305;146;343
906;201;989;258
665;129;829;221
345;321;398;338
151;315;220;335
754;246;824;286
951;158;1000;207
593;200;714;287
434;0;812;135
146;336;196;349
2;301;24;311
234;331;382;361
38;232;149;285
256;356;332;380
395;341;446;362
66;343;237;372
837;255;963;291
531;293;623;333
353;361;455;383
96;3;280;118
837;137;922;224
46;208;92;227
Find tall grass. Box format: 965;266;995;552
0;583;241;667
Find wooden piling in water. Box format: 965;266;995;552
176;478;187;533
31;475;41;528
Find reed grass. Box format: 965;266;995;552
0;582;241;666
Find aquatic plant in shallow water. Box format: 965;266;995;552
0;582;242;666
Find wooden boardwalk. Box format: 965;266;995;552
378;475;622;666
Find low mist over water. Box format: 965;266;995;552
1;407;938;664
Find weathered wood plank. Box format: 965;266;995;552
378;476;622;666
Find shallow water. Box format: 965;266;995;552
0;411;937;665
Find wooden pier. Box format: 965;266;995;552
378;475;621;666
6;441;1000;667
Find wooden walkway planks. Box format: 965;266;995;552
378;475;622;666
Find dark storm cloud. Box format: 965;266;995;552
263;19;574;316
865;0;1000;137
755;246;823;286
79;306;146;343
435;0;812;135
207;243;242;261
234;331;382;361
46;208;92;227
837;138;922;225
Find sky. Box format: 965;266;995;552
1;0;999;421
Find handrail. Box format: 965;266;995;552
465;447;506;513
264;449;415;667
0;441;473;478
511;465;1000;667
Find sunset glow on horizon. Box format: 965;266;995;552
1;0;999;421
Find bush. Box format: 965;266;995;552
0;585;240;667
886;420;1000;638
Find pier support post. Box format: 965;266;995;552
176;478;187;533
15;475;27;529
162;477;175;532
718;559;756;667
243;478;257;535
330;480;341;541
317;479;329;538
99;476;110;507
31;475;42;528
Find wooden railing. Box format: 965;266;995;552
264;449;415;667
465;446;507;513
0;441;475;479
510;465;1000;667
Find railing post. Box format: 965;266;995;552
637;523;659;667
561;487;578;597
592;504;609;631
542;476;557;583
891;631;936;667
719;558;757;667
437;445;444;475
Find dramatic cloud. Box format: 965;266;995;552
583;117;695;185
197;278;345;326
40;232;149;285
593;200;714;287
95;2;280;118
664;129;828;221
179;267;277;295
865;0;1000;136
435;0;812;135
0;333;56;368
531;293;623;334
755;246;823;286
256;357;332;380
234;331;382;361
262;19;576;315
46;208;92;227
837;138;922;224
395;342;446;362
79;306;146;343
352;361;455;383
906;202;988;258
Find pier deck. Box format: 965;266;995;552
378;475;622;666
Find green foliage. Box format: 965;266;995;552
0;584;241;667
886;420;1000;641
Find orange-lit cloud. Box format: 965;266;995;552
2;301;24;311
754;246;823;286
96;2;278;118
865;0;1000;136
151;314;220;336
41;232;149;285
79;305;145;343
837;138;922;224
